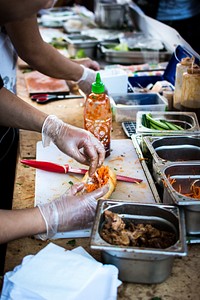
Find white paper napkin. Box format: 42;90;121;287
0;243;121;300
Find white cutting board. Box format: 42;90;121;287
35;139;156;239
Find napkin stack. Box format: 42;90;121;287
0;243;121;300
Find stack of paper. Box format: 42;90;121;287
0;243;121;300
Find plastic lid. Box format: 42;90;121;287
91;73;105;94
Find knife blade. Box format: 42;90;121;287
31;93;83;104
20;159;143;184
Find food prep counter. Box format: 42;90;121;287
2;63;200;300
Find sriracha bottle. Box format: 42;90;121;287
84;73;112;157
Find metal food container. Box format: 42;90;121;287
136;111;199;135
161;163;200;235
65;34;99;59
95;4;126;29
99;42;172;64
143;134;200;185
110;93;168;122
90;200;187;284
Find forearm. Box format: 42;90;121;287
0;207;46;244
5;17;83;82
0;87;47;131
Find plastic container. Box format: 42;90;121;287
84;73;112;157
110;92;168;122
99;68;128;95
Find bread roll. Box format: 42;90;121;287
82;165;116;199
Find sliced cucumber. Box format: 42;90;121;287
146;113;170;130
142;113;184;131
160;120;183;130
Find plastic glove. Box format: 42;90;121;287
37;182;109;240
76;65;96;95
42;115;105;176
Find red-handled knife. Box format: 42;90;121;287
20;159;143;184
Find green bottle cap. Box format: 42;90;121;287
91;72;105;94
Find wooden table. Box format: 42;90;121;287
4;67;200;300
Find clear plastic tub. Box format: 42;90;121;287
110;93;168;122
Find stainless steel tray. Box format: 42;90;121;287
65;34;99;58
136;111;200;135
132;134;200;243
161;163;200;235
143;134;200;186
99;42;172;64
90;200;187;283
145;135;200;163
65;34;99;46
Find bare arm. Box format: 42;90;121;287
0;87;47;244
0;208;46;244
0;87;47;130
5;16;99;82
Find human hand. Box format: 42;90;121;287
42;115;105;176
72;58;100;71
76;64;97;95
37;182;109;240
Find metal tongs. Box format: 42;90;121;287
31;93;83;104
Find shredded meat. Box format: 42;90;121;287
100;210;176;249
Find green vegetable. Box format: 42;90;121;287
114;43;129;52
160;119;183;130
142;113;183;131
75;49;86;58
49;37;67;49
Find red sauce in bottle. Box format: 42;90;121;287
84;73;112;157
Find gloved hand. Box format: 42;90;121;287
37;182;109;240
76;65;97;95
42;115;105;176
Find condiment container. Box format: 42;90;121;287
180;66;200;121
84;73;112;157
173;57;195;110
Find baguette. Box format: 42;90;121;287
82;165;117;199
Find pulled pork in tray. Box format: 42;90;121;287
100;210;176;249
